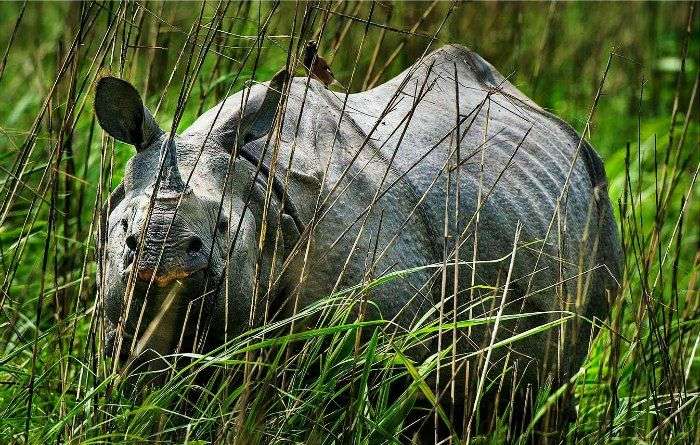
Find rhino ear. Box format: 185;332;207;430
238;69;290;146
94;76;163;149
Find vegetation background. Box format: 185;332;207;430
0;1;697;444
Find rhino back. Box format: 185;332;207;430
339;46;620;313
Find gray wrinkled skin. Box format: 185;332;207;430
98;45;621;405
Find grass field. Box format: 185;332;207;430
0;2;698;444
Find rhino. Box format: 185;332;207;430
95;44;621;434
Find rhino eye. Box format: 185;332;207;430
120;218;128;233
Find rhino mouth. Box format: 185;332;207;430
120;262;209;287
107;267;219;368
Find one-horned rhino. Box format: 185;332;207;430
96;45;621;429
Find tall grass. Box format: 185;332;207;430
0;2;698;444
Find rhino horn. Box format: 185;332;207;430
157;138;190;197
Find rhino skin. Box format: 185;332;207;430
96;44;621;430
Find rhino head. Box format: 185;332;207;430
94;71;299;371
